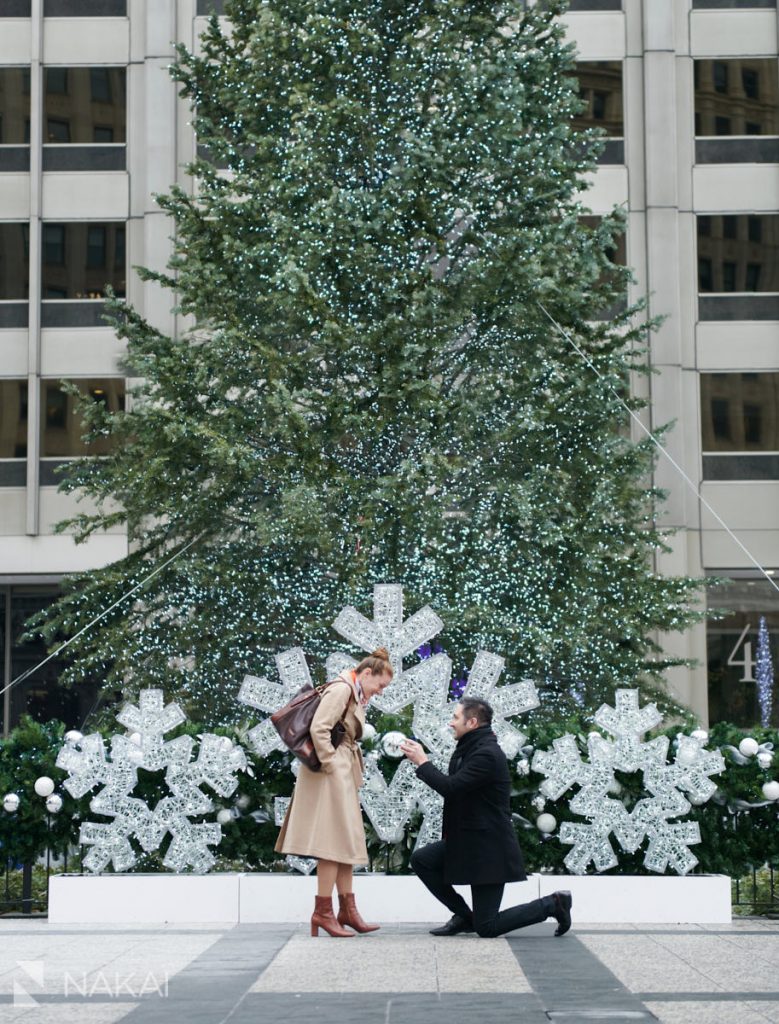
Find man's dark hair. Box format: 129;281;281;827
459;698;493;727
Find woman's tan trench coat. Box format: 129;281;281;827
275;672;368;864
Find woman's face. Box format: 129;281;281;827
358;669;392;699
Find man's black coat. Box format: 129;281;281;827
415;725;527;885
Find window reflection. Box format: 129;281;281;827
40;378;124;458
570;61;623;137
697;215;779;292
43;66;125;144
0;380;28;458
0;223;29;300
707;579;779;728
701;373;779;452
41;222;126;299
695;59;779;136
0;67;31;144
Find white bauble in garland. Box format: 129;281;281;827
536;813;557;834
757;752;774;770
2;793;20;813
45;794;63;814
762;780;779;801
361;723;376;742
34;777;55;798
739;737;759;758
216;809;233;825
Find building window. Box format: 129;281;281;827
1;585;101;735
40;378;124;459
41;222;126;299
42;224;65;266
570;61;624;138
0;67;31;145
713;61;729;94
701;373;779;460
43;67;126;145
46;68;68;96
86;226;107;269
695;58;779;137
47;118;71;143
697;215;779;293
707;578;779;728
0;223;30;301
0;380;28;462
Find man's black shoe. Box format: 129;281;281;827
551;890;572;937
429;914;474;936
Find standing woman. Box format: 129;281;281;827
275;647;393;937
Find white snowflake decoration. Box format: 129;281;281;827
56;690;247;874
361;755;444;851
531;689;725;875
326;584;445;713
412;650;540;761
238;647;313;757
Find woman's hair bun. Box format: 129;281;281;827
372;646;391;662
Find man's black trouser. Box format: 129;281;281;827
410;840;552;938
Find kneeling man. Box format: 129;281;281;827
401;697;572;938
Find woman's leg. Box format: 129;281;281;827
316;859;339;898
336;862;353;896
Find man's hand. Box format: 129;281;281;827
401;739;429;766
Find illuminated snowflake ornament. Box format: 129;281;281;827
532;689;725;875
326;584;445;713
361;755;444;851
412;651;540;760
238;647;314;757
56;690;247;873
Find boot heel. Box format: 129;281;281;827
310;922;319;937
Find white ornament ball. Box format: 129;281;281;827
2;793;20;813
757;751;774;770
64;730;83;745
690;728;709;743
361;723;376;742
739;737;759;758
762;781;779;801
216;809;233;825
34;776;55;798
45;794;63;814
381;731;407;759
235;794;251;811
536;813;557;834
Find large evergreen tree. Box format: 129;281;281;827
37;0;704;722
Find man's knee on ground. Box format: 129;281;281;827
474;918;500;938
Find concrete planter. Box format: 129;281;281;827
48;871;731;925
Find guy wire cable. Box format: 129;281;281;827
538;301;779;598
0;531;204;700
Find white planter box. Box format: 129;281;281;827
49;872;731;925
48;873;241;925
537;874;731;924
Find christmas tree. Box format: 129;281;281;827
35;0;705;722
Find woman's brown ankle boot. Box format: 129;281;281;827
311;895;354;937
337;892;380;933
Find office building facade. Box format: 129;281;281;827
0;0;777;731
